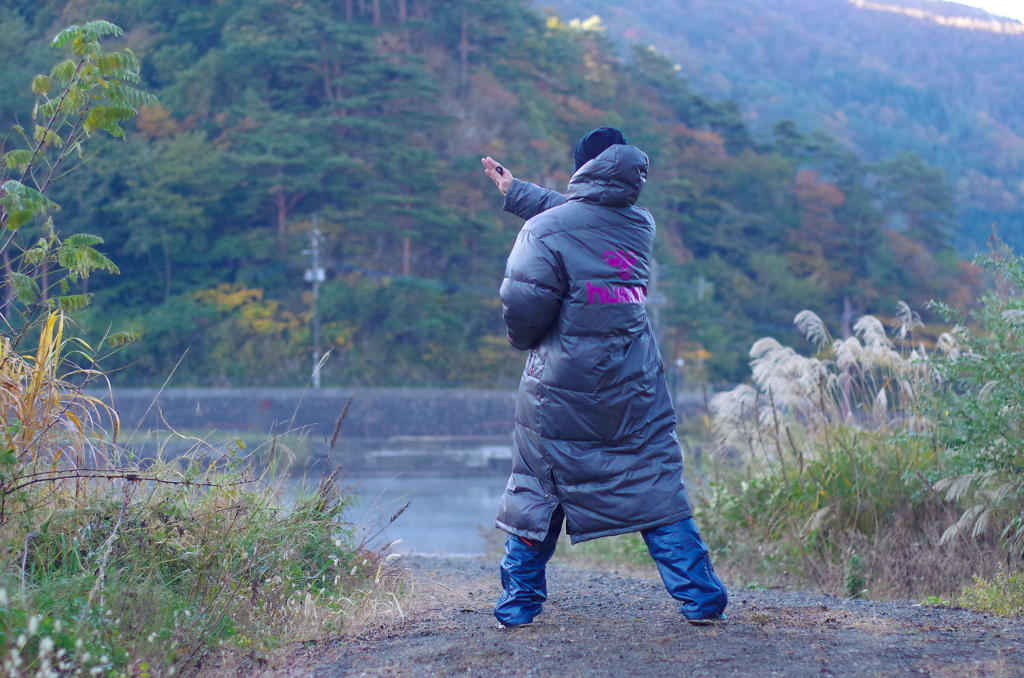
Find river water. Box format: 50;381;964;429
289;473;509;557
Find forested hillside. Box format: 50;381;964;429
538;0;1024;252
0;0;979;385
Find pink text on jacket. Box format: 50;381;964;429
586;282;647;305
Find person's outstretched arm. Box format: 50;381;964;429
482;156;567;221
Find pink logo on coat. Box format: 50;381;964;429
603;250;637;280
586;282;647;305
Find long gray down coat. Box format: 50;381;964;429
495;144;693;544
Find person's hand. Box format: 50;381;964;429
481;156;514;195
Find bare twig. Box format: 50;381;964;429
20;530;38;598
5;468;256;496
85;482;136;612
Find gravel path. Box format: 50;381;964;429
284;556;1024;678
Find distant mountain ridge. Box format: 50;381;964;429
864;0;1020;23
851;0;1024;34
536;0;1024;250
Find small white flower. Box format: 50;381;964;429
27;616;39;635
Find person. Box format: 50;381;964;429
480;127;728;628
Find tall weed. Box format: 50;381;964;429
1;313;397;677
703;305;1004;599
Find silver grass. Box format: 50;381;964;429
757;404;784;430
854;315;891;348
750;336;784;360
941;504;988;544
978;380;999;402
897;378;914;402
935;332;960;359
894;301;923;340
794;310;831;349
872;386;889;422
934;471;996;502
834;336;863;372
971;507;993;538
710;384;759;421
715;307;944;472
937;474;1023;544
1002;309;1024;322
991;480;1021;505
710;386;759;447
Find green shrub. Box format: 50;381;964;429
926;247;1024;554
1;446;395;675
958;572;1024;617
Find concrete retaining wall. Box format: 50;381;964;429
89;387;715;440
89;388;519;439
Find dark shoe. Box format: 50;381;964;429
686;612;728;626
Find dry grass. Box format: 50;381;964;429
0;313;399;677
1;313;116;471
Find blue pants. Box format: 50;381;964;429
494;510;728;626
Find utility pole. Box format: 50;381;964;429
303;215;326;388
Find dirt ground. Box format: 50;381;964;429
265;556;1024;678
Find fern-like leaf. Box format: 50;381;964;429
22;239;50;265
4;209;36;229
31;75;51;95
107;331;141;347
56;240;120;280
10;272;39;303
3;150;33;171
51;21;123;50
54;294;93;312
82;20;124;41
97;52;142;81
50;59;77;82
108;84;157;108
51;26;80;49
1;180;59;229
63;233;104;248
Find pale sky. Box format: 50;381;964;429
956;1;1024;21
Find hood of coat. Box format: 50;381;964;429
565;144;649;207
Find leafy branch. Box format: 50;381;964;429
0;20;155;330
